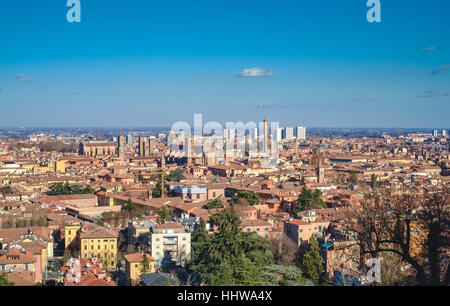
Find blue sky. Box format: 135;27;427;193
0;0;449;128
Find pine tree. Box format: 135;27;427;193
301;236;324;282
139;254;151;274
157;206;171;223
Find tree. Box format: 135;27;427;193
301;236;324;282
370;174;378;190
123;198;137;212
95;218;105;227
0;186;13;195
157;206;171;224
166;168;185;182
269;235;299;266
348;171;358;185
294;186;326;214
233;191;260;206
139;254;151;274
189;207;273;286
0;273;14;286
345;189;450;286
47;182;94;195
261;264;313;286
192;219;209;246
152;174;163;198
204;198;224;209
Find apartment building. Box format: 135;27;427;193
149;222;191;267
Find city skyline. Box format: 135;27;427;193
1;0;450;128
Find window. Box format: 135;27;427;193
298;229;303;233
246;228;250;232
84;246;87;250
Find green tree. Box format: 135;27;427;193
301;236;324;282
166;168;185;182
348;171;358;185
47;182;94;195
152;174;163;198
204;198;224;209
233;191;260;206
123;198;137;212
157;206;171;223
95;218;105;227
192;219;209;245
370;174;378;190
139;254;151;274
294;186;326;214
0;273;14;286
189;208;273;286
261;264;313;286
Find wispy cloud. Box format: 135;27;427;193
351;98;376;102
15;74;37;82
421;45;436;51
425;64;450;76
195;72;220;77
256;101;295;109
396;67;409;74
236;67;275;78
417;90;447;98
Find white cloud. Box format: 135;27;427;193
425;64;450;76
421;46;436;51
236;67;275;78
15;74;37;82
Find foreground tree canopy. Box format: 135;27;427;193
189;208;273;285
346;189;449;286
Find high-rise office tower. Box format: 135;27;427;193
283;127;294;140
433;130;439;137
263;118;269;152
126;134;133;145
139;137;145;156
296;126;306;141
118;135;125;158
276;127;282;143
251;127;258;141
167;131;175;147
443;130;447;137
148;137;156;155
227;128;236;140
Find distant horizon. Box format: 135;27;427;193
0;126;448;131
